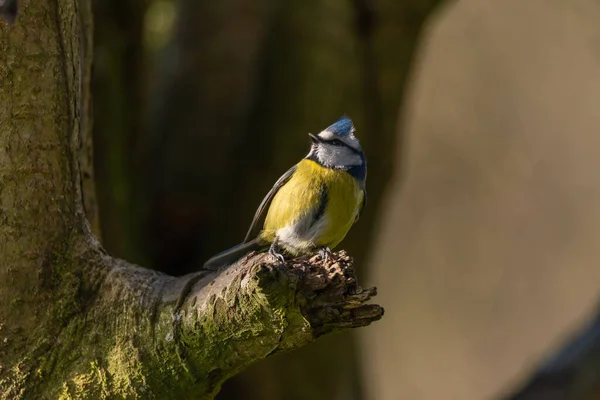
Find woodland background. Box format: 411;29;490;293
90;0;600;399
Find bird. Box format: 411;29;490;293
203;116;367;270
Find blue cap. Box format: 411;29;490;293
325;116;354;137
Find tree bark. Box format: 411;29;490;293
0;1;382;398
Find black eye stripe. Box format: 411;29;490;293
322;138;362;155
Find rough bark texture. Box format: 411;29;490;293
0;0;88;396
0;1;382;398
44;247;380;399
78;0;100;238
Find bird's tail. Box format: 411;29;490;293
203;238;267;270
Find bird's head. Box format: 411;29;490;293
307;116;364;169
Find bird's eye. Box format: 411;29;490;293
330;139;344;146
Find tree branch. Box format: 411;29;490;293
52;240;382;399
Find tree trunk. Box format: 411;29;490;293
0;1;382;398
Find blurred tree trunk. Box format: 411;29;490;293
361;1;600;399
143;0;443;399
92;0;147;263
143;0;275;274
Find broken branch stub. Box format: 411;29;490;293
248;250;384;338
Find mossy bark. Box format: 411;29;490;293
0;0;89;396
0;1;382;398
41;248;380;400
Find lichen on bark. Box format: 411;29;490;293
39;249;382;399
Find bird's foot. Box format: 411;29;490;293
318;247;332;262
269;243;285;263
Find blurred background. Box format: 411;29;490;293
91;0;600;398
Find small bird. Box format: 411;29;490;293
204;116;367;270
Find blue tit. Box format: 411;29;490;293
204;116;367;270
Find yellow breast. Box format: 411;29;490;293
261;159;363;252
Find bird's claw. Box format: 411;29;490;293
318;247;332;262
269;243;285;263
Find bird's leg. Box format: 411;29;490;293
269;242;285;263
318;247;332;262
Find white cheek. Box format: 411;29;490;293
317;145;361;167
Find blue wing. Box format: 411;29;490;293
244;165;298;242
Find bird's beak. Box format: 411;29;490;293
308;133;321;143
